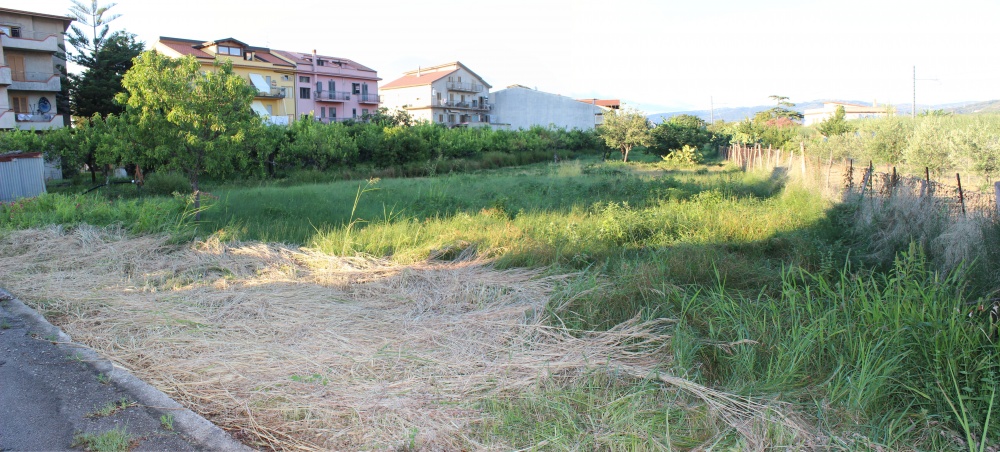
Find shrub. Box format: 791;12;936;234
143;171;190;196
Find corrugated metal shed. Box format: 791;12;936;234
0;152;47;202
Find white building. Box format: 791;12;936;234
380;61;492;127
803;101;890;126
490;85;606;130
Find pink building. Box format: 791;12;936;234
271;50;380;123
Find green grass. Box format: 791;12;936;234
8;157;1000;449
71;426;133;452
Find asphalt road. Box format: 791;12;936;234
0;289;249;451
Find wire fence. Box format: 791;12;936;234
722;144;1000;218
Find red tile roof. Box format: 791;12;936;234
156;37;294;67
576;98;621;108
270;49;379;75
381;70;455;90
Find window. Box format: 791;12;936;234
457;76;462;83
448;114;455;123
282;75;291;81
299;76;310;83
266;105;273;115
328;80;335;92
217;45;242;56
438;114;444;122
352;108;357;118
330;109;336;119
11;96;28;113
317;59;325;66
320;107;326;118
316;81;322;93
300;87;311;99
362;109;369;116
10;27;21;38
352;83;361;95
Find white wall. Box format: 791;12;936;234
491;86;603;130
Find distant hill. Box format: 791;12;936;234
648;100;995;123
947;100;1000;114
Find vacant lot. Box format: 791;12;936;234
3;159;997;450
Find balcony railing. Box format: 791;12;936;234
357;93;379;104
12;71;56;82
2;30;62;40
315;91;351;102
435;99;492;111
315;117;367;124
255;87;286;99
1;32;61;52
447;81;484;93
15;113;56;122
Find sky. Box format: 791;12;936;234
18;0;1000;114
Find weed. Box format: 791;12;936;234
96;373;110;385
71;426;133;452
160;413;174;431
87;398;135;418
0;318;10;330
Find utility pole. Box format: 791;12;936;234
912;65;939;118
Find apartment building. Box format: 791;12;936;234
380;61;492;127
0;7;73;131
271;49;379;123
155;37;296;125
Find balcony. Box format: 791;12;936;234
315;91;350;102
0;66;11;85
357;93;379;104
255;87;286;99
14;113;64;130
435;99;492;111
1;32;61;53
10;71;61;92
446;81;484;93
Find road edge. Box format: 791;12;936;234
0;287;252;451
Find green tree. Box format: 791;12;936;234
67;0;121;56
69;31;142;119
649;114;712;156
598;107;651;162
66;31;143;182
761;95;804;122
816;105;856;137
116;51;260;216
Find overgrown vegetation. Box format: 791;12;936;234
3;144;999;448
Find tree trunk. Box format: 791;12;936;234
622;146;631;162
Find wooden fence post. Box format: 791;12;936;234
799;142;806;176
957;173;966;216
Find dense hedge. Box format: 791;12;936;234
0;116;606;182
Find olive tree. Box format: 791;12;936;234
599;107;651;162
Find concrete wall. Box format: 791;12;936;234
491;86;603;130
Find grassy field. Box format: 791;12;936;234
4;156;999;450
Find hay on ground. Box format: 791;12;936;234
0;226;818;450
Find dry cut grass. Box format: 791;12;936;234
0;226;818;450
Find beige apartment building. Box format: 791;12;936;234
0;7;72;131
380;61;492;127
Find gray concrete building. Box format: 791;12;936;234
490;85;606;131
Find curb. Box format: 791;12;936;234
0;288;252;451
